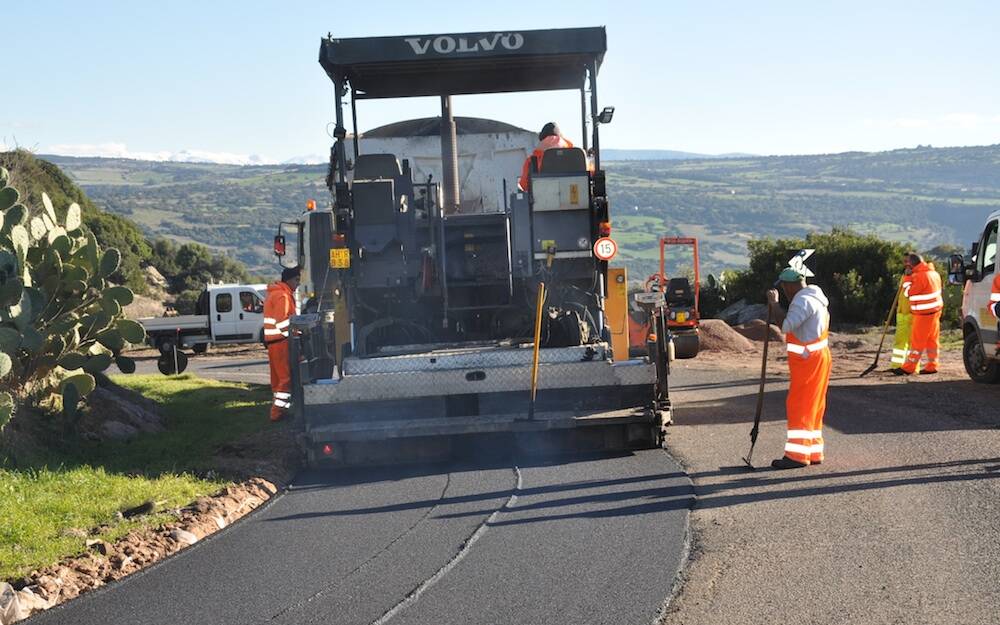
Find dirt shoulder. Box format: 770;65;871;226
660;343;1000;625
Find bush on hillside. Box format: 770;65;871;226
150;239;256;313
0;150;151;293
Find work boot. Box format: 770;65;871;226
890;368;911;376
919;369;937;375
771;457;808;470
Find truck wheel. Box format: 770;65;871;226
157;351;189;375
156;338;174;355
192;343;208;355
963;333;1000;384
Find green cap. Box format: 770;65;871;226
776;267;806;284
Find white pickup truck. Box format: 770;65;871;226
949;210;999;383
139;284;267;374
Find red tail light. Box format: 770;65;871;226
322;444;334;456
599;221;612;237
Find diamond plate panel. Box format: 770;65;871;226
342;343;611;375
304;359;654;405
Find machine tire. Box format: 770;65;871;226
963;332;1000;384
157;351;189;375
673;331;700;359
192;343;208;355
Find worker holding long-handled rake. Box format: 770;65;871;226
766;267;833;470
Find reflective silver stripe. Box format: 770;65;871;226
787;429;813;439
784;442;811;455
273;392;291;400
911;300;942;311
890;356;905;364
264;328;283;336
909;290;941;302
276;319;291;329
264;317;277;324
809;443;825;453
786;338;828;354
902;283;912;297
273;399;291;409
991;293;1000;302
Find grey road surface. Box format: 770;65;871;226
133;352;271;385
661;355;1000;625
29;451;691;624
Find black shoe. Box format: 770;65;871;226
771;457;808;470
918;369;938;375
890;368;911;376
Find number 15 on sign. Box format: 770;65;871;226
593;237;618;261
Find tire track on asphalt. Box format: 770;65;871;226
368;465;523;625
264;471;454;623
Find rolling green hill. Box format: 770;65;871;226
44;144;1000;279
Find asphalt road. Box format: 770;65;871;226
661;351;1000;625
133;350;271;385
34;347;694;625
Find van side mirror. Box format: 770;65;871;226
274;235;286;257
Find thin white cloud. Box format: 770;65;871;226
43;142;278;166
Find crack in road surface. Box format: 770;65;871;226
369;466;523;625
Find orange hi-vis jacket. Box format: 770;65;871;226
991;274;1000;319
907;262;943;315
902;262;942;374
518;135;574;192
263;281;295;344
264;281;296;420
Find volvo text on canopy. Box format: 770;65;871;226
275;27;673;465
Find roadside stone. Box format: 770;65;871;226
169;529;198;546
212;515;227;530
0;582;29;625
99;420;139;440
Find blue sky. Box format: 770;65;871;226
4;0;999;163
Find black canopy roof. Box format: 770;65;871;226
319;27;606;99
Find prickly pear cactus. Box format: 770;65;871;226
0;170;144;428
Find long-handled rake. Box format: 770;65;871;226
860;278;903;377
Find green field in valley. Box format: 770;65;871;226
45;143;1000;279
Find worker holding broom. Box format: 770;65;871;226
766;267;832;470
890;255;918;372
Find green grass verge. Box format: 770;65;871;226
0;374;272;580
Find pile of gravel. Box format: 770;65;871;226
733;319;785;343
698;319;756;353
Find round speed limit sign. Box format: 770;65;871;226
593;237;618;261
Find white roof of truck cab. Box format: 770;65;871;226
206;283;267;292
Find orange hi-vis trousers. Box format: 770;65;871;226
784;331;832;465
901;311;940;374
267;339;292;421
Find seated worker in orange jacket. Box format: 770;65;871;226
518;122;574;192
263;266;300;422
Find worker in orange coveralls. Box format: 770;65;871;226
263;266;299;422
767;267;832;470
518;122;574;192
895;253;943;376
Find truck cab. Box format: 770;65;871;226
194;284;267;343
950;210;999;383
140;283;267;373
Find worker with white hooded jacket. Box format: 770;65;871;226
767;267;832;470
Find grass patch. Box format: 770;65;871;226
0;374;272;580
